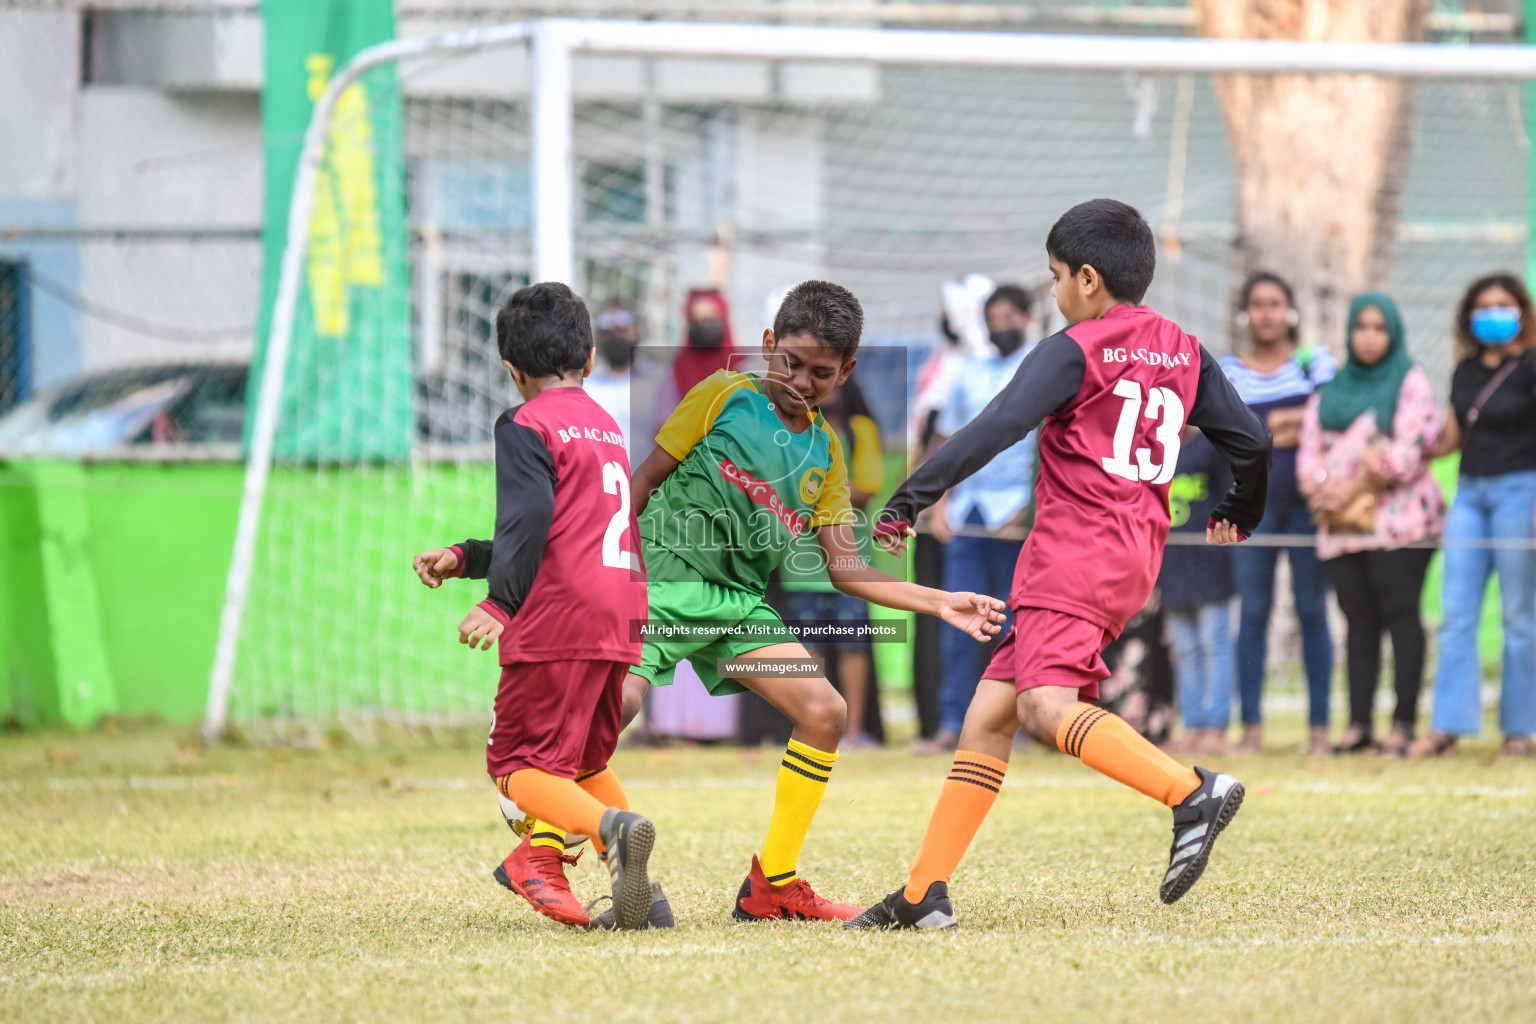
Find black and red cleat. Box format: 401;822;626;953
492;833;589;928
731;855;863;922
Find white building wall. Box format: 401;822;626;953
731;109;827;339
76;88;261;370
0;11;79;199
0;11;82;389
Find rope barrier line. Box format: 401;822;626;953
915;525;1536;549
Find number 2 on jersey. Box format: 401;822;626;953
1101;379;1186;485
600;461;641;572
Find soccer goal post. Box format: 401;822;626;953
203;16;1536;742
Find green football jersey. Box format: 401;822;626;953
640;369;855;593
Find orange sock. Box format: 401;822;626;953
575;765;628;852
1056;703;1199;806
496;769;608;839
904;751;1008;903
576;765;629;810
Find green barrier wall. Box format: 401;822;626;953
0;462;244;727
0;460;493;729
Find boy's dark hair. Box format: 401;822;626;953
985;284;1033;318
495;282;593;377
1455;271;1534;362
1045;199;1156;305
772;280;864;359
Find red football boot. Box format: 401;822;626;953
732;855;863;922
492;834;589;928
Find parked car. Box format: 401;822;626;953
0;362;249;457
0;357;521;459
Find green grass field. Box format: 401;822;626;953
4;720;1535;1023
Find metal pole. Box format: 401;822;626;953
531;22;575;285
548;17;1536;79
1527;0;1536;287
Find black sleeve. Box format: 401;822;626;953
1186;344;1272;536
455;538;494;580
881;332;1086;525
482;414;557;618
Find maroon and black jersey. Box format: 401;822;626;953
884;304;1270;637
452;387;646;665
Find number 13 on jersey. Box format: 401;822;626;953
1101;379;1186;484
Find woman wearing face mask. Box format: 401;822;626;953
1411;273;1536;759
673;287;736;393
1220;272;1338;755
917;284;1038;754
647;288;740;444
1298;294;1444;757
586;302;642;460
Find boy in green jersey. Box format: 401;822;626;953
633;280;1006;921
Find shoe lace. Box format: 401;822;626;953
583;894;613;919
774;878;838;913
527;847;582;893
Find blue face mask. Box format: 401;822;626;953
1471;307;1521;344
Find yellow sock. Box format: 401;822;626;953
759;738;838;884
1056;703;1200;807
526;819;567;850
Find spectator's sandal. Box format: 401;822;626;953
1406;732;1457;759
1331;731;1373;755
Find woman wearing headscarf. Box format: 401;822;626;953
645;287;741;448
1298;293;1444;756
673;287;737;395
644;287;742;743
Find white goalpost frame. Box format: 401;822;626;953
201;17;1536;739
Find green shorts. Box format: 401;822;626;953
634;547;797;696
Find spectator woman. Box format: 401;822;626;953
672;287;737;394
1298;293;1444;757
1220;272;1337;754
1411;273;1536;759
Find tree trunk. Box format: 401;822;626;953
1199;0;1429;351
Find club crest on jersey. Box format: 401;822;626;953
720;459;809;538
1102;347;1193;368
798;467;826;504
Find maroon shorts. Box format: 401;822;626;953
486;659;628;779
981;609;1113;700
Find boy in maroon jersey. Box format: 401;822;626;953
412;282;662;932
848;199;1273;930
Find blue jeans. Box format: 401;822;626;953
1167;600;1235;731
938;509;1021;736
1430;470;1536;738
1229;489;1334;727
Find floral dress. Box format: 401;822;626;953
1296;366;1446;560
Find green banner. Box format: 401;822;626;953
253;0;412;460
